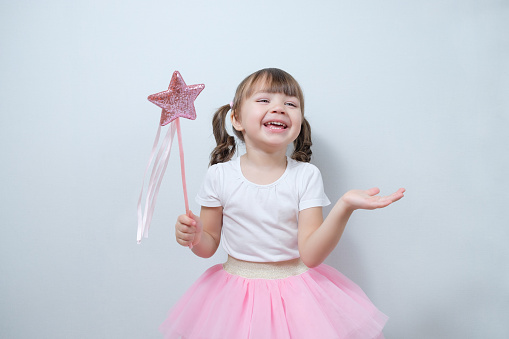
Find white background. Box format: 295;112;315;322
1;1;508;338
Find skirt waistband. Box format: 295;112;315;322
222;255;309;279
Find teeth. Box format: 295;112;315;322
265;122;287;128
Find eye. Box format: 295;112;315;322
257;99;269;103
285;102;298;107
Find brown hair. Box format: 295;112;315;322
210;68;312;166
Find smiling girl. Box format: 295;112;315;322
160;68;405;339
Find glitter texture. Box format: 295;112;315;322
223;255;309;279
147;71;205;126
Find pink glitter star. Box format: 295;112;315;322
147;71;205;126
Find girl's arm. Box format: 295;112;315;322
175;206;223;258
298;187;405;268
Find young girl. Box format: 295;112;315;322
160;68;405;339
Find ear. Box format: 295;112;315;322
231;111;244;132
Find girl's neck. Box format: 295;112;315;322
242;147;287;168
240;149;288;185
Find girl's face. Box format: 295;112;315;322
232;88;302;154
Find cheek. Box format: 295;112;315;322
245;113;263;129
295;125;302;138
292;121;302;138
292;115;303;138
294;114;303;130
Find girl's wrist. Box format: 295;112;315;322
337;194;356;214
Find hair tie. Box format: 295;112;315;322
229;101;233;109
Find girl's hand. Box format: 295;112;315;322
175;211;203;248
340;187;405;211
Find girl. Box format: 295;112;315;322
160;68;405;339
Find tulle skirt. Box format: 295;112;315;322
160;256;387;339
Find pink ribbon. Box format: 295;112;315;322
137;122;176;243
137;119;191;246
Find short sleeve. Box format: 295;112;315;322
298;164;331;211
195;165;223;207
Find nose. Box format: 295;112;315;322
270;102;286;114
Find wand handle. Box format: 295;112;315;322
175;118;194;249
175;118;190;213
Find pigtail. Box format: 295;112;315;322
209;104;237;166
291;117;312;163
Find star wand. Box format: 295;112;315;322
137;71;204;245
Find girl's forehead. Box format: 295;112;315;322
246;80;300;99
250;89;299;100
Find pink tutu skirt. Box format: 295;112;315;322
160;256;387;339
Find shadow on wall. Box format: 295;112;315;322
311;134;373;289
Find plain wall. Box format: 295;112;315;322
1;0;508;338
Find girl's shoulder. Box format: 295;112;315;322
287;158;322;177
205;157;240;180
209;157;238;171
287;159;330;207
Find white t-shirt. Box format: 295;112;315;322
195;156;331;262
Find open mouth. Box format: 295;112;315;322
264;121;288;130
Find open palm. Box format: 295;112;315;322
341;187;406;211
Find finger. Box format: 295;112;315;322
178;214;197;227
389;188;406;201
176;238;191;247
366;187;380;196
176;218;195;231
188;211;200;226
187;215;197;226
176;227;195;237
175;232;191;244
375;190;404;207
176;224;196;234
178;212;194;221
391;193;404;203
372;198;393;209
176;230;195;242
